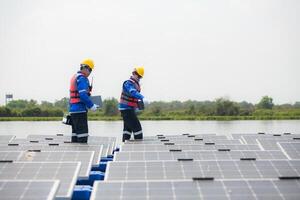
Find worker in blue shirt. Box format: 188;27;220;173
69;59;99;143
119;67;145;142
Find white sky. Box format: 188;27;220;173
0;0;299;105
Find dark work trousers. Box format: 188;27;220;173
70;112;89;143
120;109;143;142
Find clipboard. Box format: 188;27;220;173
90;95;102;108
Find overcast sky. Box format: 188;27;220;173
0;0;299;105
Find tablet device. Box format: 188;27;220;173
90;95;102;107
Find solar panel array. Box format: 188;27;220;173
92;180;300;200
106;160;300;180
0;135;15;144
121;144;261;151
0;144;104;165
144;134;228;140
278;142;300;159
1;132;300;199
0;134;116;199
114;150;288;161
0;162;80;199
0;151;23;161
9;136;111;157
91;132;300;199
0;180;60;200
25;134;117;155
125;139;242;145
18;151;94;178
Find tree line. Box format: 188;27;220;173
0;96;300;118
140;96;300;119
0;99;67;117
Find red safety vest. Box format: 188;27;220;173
120;78;141;108
69;73;91;104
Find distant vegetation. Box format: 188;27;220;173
0;96;300;121
0;99;67;117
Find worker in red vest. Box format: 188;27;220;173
119;67;145;142
69;59;99;143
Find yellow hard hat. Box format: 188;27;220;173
134;66;144;77
81;59;94;70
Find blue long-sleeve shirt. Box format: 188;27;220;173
119;79;144;110
69;73;94;113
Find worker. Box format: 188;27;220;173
69;59;99;143
119;67;145;142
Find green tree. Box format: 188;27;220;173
151;106;162;115
276;104;293;109
238;101;254;116
103;98;119;116
215;98;239;116
257;96;274;109
46;109;64;117
54;97;69;111
294;102;300;108
6;99;37;110
40;101;54;109
187;104;197;115
21;107;42;117
198;101;216;116
0;107;15;117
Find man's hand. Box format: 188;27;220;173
90;104;99;111
137;99;145;110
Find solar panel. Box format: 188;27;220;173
8;138;65;145
0;144;104;165
242;135;295;145
172;139;242;145
256;139;294;150
13;137;112;156
105;160;300;181
21;141;110;158
0;162;80;199
27;134;116;143
0;135;15;144
9;138;34;144
194;135;228;139
114;150;288;161
9;138;66;145
125;139;242;145
27;134;69;141
278;142;300;159
0;180;60;200
27;134;113;140
50;143;108;159
0;151;23;161
89;136;116;155
91;180;300;200
120;144;262;152
144;134;227;140
88;142;114;156
22;135;115;156
17;151;94;178
147;133;218;138
231;133;300;140
231;133;258;139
